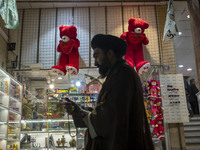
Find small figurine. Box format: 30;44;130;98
61;135;66;147
56;138;61;147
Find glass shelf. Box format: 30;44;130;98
0;137;7;142
0;104;7;110
21;148;48;150
21;119;73;123
10;96;20;102
0;103;8;109
0;90;8;96
21;129;77;134
7;138;20;141
8;124;20;128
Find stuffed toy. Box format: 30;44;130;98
121;18;150;75
52;25;80;76
150;104;158;118
150;120;159;138
157;119;165;139
157;81;161;98
149;80;158;97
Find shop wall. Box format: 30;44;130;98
7;10;23;70
187;0;200;88
8;5;177;70
0;17;8;70
157;6;177;74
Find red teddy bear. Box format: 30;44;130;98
121;18;150;75
52;25;80;76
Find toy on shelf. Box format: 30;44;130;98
56;139;61;147
61;135;66;146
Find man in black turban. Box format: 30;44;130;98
66;34;154;150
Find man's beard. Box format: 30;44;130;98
97;56;111;78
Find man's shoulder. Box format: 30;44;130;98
116;63;137;76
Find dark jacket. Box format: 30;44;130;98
85;61;154;150
189;84;199;102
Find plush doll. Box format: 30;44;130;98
150;120;159;138
157;117;165;139
142;81;148;98
150;104;158;118
52;25;80;76
149;80;158;97
121;18;150;75
157;81;161;98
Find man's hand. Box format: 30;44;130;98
64;98;81;115
64;98;89;127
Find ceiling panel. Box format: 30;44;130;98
30;2;54;8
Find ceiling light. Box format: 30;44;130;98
179;65;184;68
187;15;190;18
49;84;54;89
76;81;81;87
187;68;192;71
57;77;63;80
178;32;182;35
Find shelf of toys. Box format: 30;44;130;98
0;66;22;150
20;86;98;150
141;66;164;149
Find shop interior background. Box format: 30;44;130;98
0;1;198;87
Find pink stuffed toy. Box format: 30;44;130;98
121;18;150;75
149;80;158;97
52;25;80;76
157;81;161;98
150;104;158;118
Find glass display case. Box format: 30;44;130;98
0;66;22;150
20;119;77;150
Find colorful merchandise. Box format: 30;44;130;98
142;79;165;140
52;25;80;76
121;18;150;75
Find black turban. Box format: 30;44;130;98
91;34;127;58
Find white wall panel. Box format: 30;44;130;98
140;6;160;65
56;8;73;64
21;9;39;69
39;9;56;69
123;6;139;32
74;7;89;68
90;7;106;67
107;7;123;37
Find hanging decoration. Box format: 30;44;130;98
0;0;19;29
121;18;150;75
163;0;179;41
52;25;80;76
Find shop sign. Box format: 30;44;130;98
163;66;170;71
56;89;69;94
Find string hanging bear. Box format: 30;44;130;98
52;25;80;76
121;18;150;75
